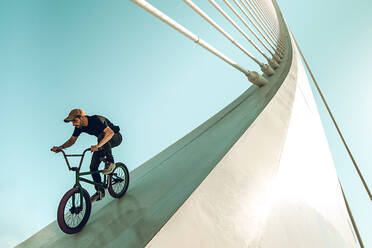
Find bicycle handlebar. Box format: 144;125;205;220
51;148;96;171
51;148;92;156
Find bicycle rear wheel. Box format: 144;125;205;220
57;187;91;234
108;162;129;198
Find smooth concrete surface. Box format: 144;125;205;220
146;37;357;247
146;33;298;248
15;12;293;248
257;44;356;248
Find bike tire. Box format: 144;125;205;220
108;162;130;198
57;187;91;234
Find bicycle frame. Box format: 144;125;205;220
57;148;108;206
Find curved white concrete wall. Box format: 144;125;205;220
258;42;356;248
146;37;357;248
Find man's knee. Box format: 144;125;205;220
111;133;122;148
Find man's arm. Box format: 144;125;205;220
52;136;78;152
60;136;78;149
91;127;114;151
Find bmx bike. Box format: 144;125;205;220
52;148;129;234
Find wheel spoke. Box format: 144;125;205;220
108;165;128;196
65;213;72;223
111;167;126;193
62;191;88;228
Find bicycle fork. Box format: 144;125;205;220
71;171;84;209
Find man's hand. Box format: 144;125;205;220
91;145;99;152
51;146;62;153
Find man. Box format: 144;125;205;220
51;109;122;202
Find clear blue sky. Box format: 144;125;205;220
0;0;371;247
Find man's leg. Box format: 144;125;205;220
90;151;104;193
102;132;122;163
101;133;122;174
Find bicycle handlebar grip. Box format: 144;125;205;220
50;148;63;153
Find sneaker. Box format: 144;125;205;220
90;191;105;203
102;162;116;175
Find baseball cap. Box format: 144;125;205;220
64;109;86;123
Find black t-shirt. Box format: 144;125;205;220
72;115;120;138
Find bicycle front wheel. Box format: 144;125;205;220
108;162;129;198
57;187;91;234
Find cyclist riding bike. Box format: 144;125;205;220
51;108;122;202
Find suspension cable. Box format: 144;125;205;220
183;0;266;65
251;0;281;48
252;0;283;48
294;37;372;201
208;0;265;66
339;180;365;248
253;0;283;48
131;0;269;86
237;0;277;51
239;0;284;59
246;0;284;52
224;0;275;58
252;0;279;37
241;0;278;48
